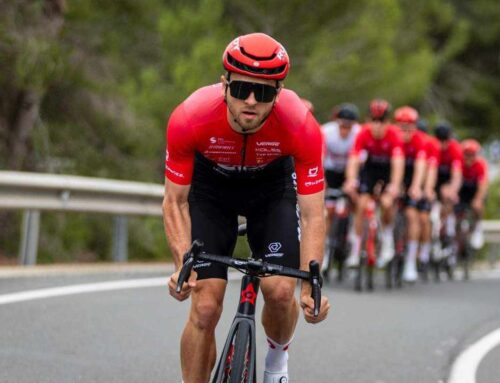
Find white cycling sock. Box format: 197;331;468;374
419;242;431;263
446;215;456;237
407;241;418;263
382;224;394;240
349;233;361;257
265;337;291;373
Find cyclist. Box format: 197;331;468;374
417;120;441;272
434;121;463;244
343;99;405;268
321;103;360;272
163;33;330;383
394;106;427;282
459;139;489;249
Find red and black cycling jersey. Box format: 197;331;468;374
401;130;427;166
350;123;404;164
438;139;463;174
462;157;488;186
165;83;324;195
422;133;440;168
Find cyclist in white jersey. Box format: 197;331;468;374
322;103;361;271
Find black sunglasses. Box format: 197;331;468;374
227;80;278;103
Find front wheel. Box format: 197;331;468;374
229;321;253;383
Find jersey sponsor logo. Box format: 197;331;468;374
308;166;319;177
209;137;217;144
256;141;280;147
165;164;185;178
305;178;324;187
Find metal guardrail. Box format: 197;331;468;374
0;171;164;265
1;171;499;266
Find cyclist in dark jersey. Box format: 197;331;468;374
164;33;330;383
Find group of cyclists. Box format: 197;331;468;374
164;32;489;382
319;99;489;285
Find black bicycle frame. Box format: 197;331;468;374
211;275;260;382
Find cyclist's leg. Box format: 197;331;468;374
181;198;238;383
246;194;300;378
403;200;420;281
418;199;432;266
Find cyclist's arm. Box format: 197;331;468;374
412;156;426;190
475;178;488;202
345;154;360;183
424;165;438;199
162;178;192;269
297;191;326;270
389;154;404;187
449;167;462;194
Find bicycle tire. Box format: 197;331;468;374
229;321;253;383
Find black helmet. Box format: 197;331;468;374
416;119;428;133
336;103;360;121
435;121;453;141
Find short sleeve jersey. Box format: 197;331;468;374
165;83;324;195
402;130;427;166
422;134;441;168
462;157;488;185
350;123;404;164
438;139;463;174
322;121;360;172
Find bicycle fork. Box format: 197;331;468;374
212;275;259;383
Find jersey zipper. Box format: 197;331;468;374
240;134;248;172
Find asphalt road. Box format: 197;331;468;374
1;265;499;383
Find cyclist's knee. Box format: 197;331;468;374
263;280;296;309
191;298;223;331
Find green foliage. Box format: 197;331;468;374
1;0;499;263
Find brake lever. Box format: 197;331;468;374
175;240;204;294
308;260;322;317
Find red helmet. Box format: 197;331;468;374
394;106;419;124
222;33;290;80
369;99;391;121
462;139;481;155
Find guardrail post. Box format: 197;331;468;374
112;215;128;262
489;243;497;268
19;210;40;265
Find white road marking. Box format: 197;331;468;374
448;327;500;383
0;273;242;306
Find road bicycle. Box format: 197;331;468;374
323;188;352;283
454;203;477;280
176;227;322;383
386;197;406;289
355;195;378;292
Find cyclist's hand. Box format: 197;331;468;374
472;198;483;213
300;283;330;324
424;187;436;201
168;268;198;301
342;179;357;196
385;182;400;199
409;185;422;201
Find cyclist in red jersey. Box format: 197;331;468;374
434;121;463;238
343;99;405;268
416;120;441;269
394;106;427;282
163;33;330;383
459;139;489;249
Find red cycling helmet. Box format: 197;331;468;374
222;33;290;80
369;99;391;121
462;139;481;155
394;106;419;124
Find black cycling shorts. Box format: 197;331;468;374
358;161;390;195
188;153;301;280
325;169;345;190
459;183;478;205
